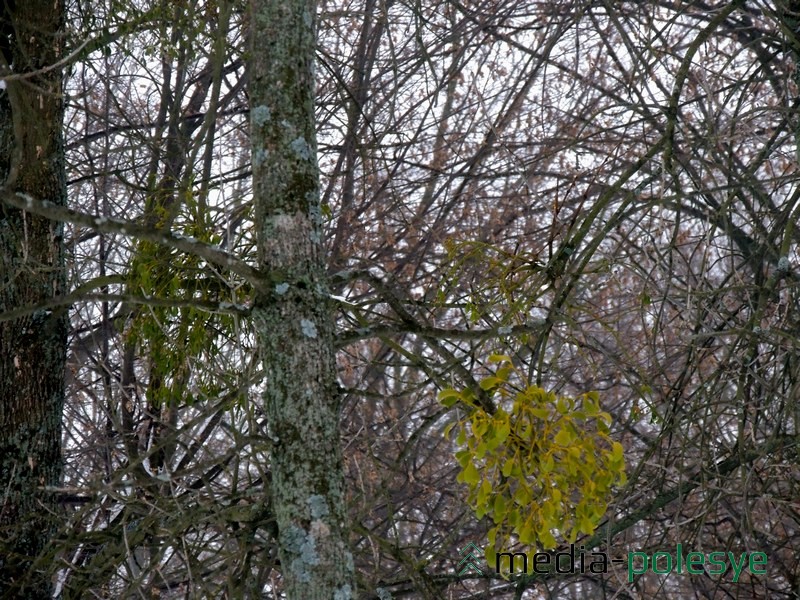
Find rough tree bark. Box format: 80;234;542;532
248;0;356;598
0;2;67;597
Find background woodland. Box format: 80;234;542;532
2;0;800;598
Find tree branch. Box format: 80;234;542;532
0;189;269;294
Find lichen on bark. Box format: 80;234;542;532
248;0;355;597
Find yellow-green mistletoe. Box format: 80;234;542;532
440;354;626;565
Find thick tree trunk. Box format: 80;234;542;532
0;2;67;597
248;0;355;597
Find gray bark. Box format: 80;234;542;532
248;0;356;597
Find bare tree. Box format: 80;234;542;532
5;1;800;598
248;0;356;596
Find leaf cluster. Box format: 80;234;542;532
440;355;626;564
436;240;547;326
125;193;250;407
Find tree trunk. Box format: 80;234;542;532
248;0;356;597
0;2;67;597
